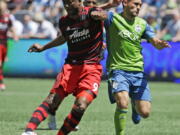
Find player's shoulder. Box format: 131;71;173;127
135;16;147;26
59;15;69;26
113;12;121;18
59;15;68;21
136;17;147;24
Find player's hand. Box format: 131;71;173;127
150;38;171;50
28;43;44;52
156;40;171;50
91;10;107;20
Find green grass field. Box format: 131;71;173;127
0;78;180;135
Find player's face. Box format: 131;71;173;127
84;0;97;7
63;0;82;16
0;2;7;15
124;0;142;17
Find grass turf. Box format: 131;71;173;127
0;78;180;135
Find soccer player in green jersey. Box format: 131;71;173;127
103;0;171;135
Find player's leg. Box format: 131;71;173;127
48;114;57;130
57;64;102;135
57;90;94;135
47;64;74;130
108;70;130;135
132;88;151;122
131;100;151;124
0;61;4;90
114;91;129;135
130;73;151;124
22;65;72;135
48;106;80;131
135;100;151;118
131;99;141;124
47;95;59;130
23;92;64;133
0;45;7;91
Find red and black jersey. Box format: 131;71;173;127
59;7;104;64
0;14;12;45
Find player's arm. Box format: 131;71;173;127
28;35;66;52
90;9;108;20
149;38;171;50
142;23;171;50
98;0;122;9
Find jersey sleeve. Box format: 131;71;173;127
104;11;114;28
142;23;156;40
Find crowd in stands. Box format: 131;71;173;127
140;0;180;42
7;0;65;39
5;0;180;41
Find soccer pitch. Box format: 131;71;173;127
0;78;180;135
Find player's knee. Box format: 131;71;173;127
74;93;93;113
76;90;95;103
116;97;128;109
115;91;129;109
44;93;54;103
139;110;150;118
44;93;60;113
142;112;150;118
138;102;151;118
117;101;128;109
77;103;87;113
74;101;88;114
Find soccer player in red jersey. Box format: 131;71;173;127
21;0;107;135
0;1;18;91
47;0;99;130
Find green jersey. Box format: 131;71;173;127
105;12;155;71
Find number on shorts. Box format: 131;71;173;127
92;83;98;92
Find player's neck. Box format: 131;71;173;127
122;12;135;22
68;6;83;20
69;14;79;20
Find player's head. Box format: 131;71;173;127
122;0;142;18
83;0;97;7
0;1;7;15
62;0;82;17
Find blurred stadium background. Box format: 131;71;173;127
0;0;180;135
3;0;180;81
